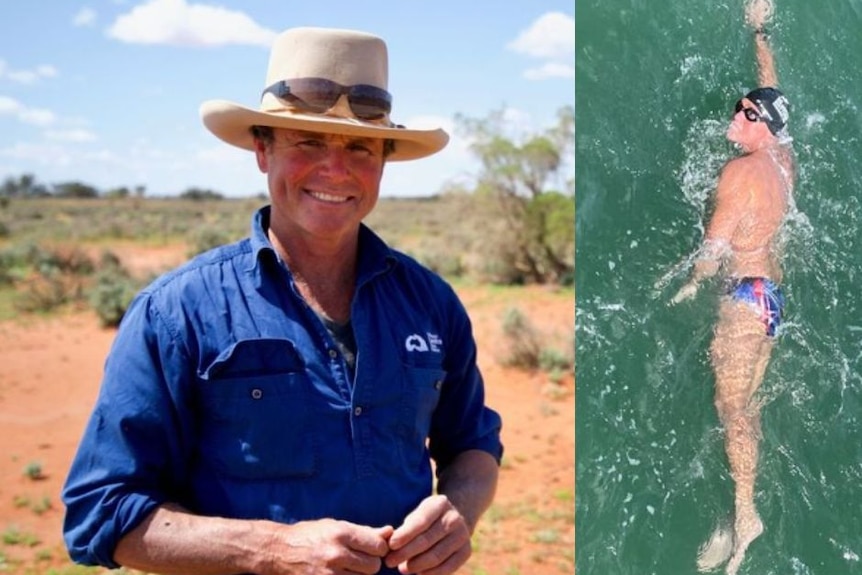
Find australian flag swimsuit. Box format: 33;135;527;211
726;277;785;337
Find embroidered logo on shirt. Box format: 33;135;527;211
405;333;442;353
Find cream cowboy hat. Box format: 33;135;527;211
200;26;449;161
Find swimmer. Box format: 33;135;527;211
672;1;795;573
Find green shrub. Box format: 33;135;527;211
500;307;541;369
188;227;232;258
538;347;572;372
420;252;464;279
14;270;72;313
88;252;139;327
23;461;44;480
0;250;16;286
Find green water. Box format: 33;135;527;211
576;2;862;574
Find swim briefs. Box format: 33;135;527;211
725;277;785;337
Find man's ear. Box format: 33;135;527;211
254;139;269;173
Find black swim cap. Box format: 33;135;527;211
740;87;791;136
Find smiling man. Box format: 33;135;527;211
62;27;503;575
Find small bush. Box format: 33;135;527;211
23;461;44;480
0;250;17;286
420;252;464;279
52;246;96;275
188;227;231;258
32;496;52;515
538;347;572;372
1;243;95;307
500;307;541;370
88;251;139;327
1;526;40;547
477;240;527;286
14;271;71;313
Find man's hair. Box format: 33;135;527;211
250;125;395;158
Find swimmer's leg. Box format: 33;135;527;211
709;302;773;575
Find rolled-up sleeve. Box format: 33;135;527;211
62;292;194;566
429;291;504;470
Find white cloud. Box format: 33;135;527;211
0;62;59;85
36;65;58;78
0;96;18;114
508;12;575;80
0;142;72;166
0;96;56;126
19;108;56;126
524;61;575;80
403;114;454;133
509;12;575;59
7;71;39;84
107;0;278;47
45;129;98;143
73;7;97;27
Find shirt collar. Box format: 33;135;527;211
248;205;397;284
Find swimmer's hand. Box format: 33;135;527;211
745;0;774;30
671;281;699;305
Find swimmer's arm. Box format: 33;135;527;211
670;240;729;304
671;164;743;304
745;0;779;87
753;29;778;88
691;240;729;282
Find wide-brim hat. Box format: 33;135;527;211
200;27;448;161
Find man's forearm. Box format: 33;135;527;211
436;450;500;534
691;238;730;283
754;30;778;87
113;503;269;575
690;255;721;285
115;503;394;575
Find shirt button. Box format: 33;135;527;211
354;406;363;416
251;388;263;399
328;349;338;359
434;380;443;390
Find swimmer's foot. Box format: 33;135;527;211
696;521;733;572
725;512;764;575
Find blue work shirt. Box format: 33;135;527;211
62;206;503;571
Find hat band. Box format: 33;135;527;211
261;78;392;121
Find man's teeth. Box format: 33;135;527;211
309;191;349;203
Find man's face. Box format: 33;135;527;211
255;127;386;241
726;97;770;145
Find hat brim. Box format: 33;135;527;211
200;100;448;162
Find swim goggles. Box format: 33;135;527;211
734;99;762;123
261;78;392;121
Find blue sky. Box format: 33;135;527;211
0;1;574;198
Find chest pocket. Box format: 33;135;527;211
197;338;317;480
398;365;446;470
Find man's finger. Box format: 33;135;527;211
385;519;447;567
344;524;392;557
404;541;471;575
389;496;447;550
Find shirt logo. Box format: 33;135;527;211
405;333;442;353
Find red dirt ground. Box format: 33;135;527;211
0;246;573;574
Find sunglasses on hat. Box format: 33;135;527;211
734;99;762;123
262;78;392;121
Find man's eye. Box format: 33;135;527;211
298;140;325;149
